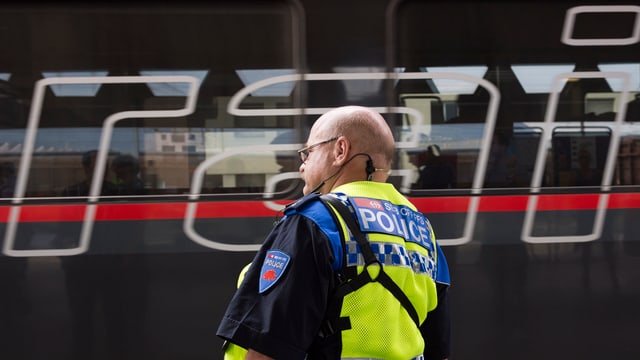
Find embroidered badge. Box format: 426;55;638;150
259;250;291;294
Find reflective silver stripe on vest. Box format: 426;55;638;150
341;355;424;360
345;241;434;277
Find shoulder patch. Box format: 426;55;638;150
259;250;291;294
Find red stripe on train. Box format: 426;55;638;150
411;194;602;212
1;193;639;223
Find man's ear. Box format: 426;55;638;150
333;137;349;166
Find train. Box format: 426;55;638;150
1;0;639;359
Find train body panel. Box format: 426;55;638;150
1;0;640;359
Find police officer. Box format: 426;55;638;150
217;106;450;360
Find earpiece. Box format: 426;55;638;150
365;158;376;180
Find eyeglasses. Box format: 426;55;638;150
297;137;338;163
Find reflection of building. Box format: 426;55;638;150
145;130;206;153
618;138;640;185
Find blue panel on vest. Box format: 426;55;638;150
350;197;434;252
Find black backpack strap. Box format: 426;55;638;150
320;194;421;328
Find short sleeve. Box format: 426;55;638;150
216;214;337;360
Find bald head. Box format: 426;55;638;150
311;106;395;167
299;106;396;194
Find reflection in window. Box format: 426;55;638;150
598;63;640;92
550;128;610;187
171;134;186;143
511;64;575;94
235;69;296;97
41;71;109;96
333;66;385;101
419;66;488;95
0;128;139;154
139;70;208;96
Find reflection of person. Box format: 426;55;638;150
112;154;145;195
217;106;451;359
58;151;148;360
409;144;454;189
62;150;116;197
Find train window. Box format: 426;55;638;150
394;1;640;193
0;2;302;200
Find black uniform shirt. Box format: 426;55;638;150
216;197;340;360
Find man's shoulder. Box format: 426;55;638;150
283;193;346;225
285;192;323;212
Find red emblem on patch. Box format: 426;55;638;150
262;269;277;281
354;197;383;210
